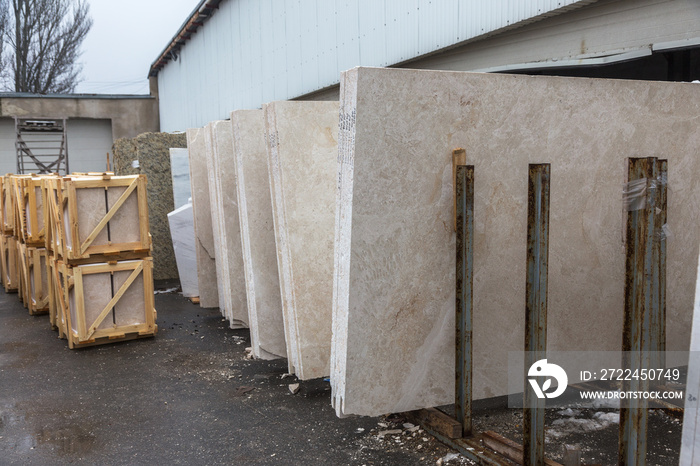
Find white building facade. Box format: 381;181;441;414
151;0;700;132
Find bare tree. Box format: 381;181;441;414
4;0;92;93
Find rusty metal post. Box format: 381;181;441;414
455;164;474;438
619;157;667;466
524;164;550;466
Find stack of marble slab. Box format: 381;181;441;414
185;128;219;309
263;101;339;379
167;146;198;299
331;67;700;417
203;120;248;329
230;109;286;360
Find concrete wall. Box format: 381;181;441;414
0;95;159;140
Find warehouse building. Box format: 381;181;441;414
150;0;700;132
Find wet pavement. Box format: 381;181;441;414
1;286;683;465
0;287;465;465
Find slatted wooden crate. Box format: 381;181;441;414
55;258;157;348
2;174;17;235
23;247;49;315
49;257;71;339
2;234;19;292
45;174;151;263
14;175;45;247
17;242;28;307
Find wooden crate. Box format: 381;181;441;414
24;246;49;315
41;175;63;253
46;174;151;263
14;175;46;247
58;258;157;348
17;242;28;307
1;174;16;235
1;234;19;292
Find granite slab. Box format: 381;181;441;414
113;132;186;280
186;128;219;309
168;203;199;298
264;101;339;379
331;67;700;417
231;109;286;360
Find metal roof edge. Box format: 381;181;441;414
148;0;223;78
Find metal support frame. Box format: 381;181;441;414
619;157;667;466
407;158;562;466
523;164;551;466
15;117;69;175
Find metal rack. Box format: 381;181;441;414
15;118;69;175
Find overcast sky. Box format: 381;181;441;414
74;0;199;95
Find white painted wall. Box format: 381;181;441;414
0;118;113;175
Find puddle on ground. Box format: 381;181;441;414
35;425;97;455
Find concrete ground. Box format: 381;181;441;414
0;287;468;465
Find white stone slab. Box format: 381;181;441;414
231;109;286;360
264;101;339;379
332;67;700;417
186;128;219;309
168;203;199;298
170;148;191;209
204;120;248;329
681;251;700;464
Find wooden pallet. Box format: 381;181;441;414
44;174;151;264
56;257;157;349
1;234;19;292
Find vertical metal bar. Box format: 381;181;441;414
524;163;550;466
455;164;474;438
63;119;70;176
619;157;666;465
654;160;668;360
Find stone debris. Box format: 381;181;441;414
377;429;402;438
288;383;300;395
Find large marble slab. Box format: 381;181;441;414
264;101;339;379
186;128;219;309
331;67;700;417
204;120;248;329
168;203;199;298
170;148;192;209
231;109;286;360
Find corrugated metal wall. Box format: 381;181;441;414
158;0;595;131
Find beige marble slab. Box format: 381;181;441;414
331;67;700;417
203;122;230;321
264;101;339;379
231;109;286;360
207;120;248;329
186;128;219;309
